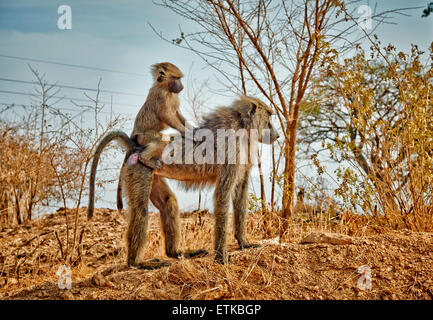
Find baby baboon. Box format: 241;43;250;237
131;62;192;169
116;62;192;211
88;96;279;267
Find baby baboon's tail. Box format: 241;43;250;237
88;131;135;220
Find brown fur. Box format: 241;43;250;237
87;131;137;220
88;96;279;267
117;62;190;211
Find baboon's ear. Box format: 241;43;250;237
248;103;257;117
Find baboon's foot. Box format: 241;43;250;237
139;157;162;170
128;258;171;270
238;242;260;250
182;249;208;259
166;249;208;259
214;252;229;265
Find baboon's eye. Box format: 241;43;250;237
249;103;257;117
157;70;167;82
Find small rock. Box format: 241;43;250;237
8;278;18;285
300;232;353;245
259;236;280;245
92;272;114;288
274;255;287;263
59;290;74;300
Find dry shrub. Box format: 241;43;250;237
0;124;55;225
302;43;433;232
0;67;126;266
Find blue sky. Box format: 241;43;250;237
0;0;432;212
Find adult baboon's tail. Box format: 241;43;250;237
116;168;125;212
88;131;135;220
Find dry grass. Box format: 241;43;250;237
0;208;432;300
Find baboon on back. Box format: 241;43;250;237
88;96;279;268
130;62;192;169
116;62;192;211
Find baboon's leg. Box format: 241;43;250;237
124;164;151;266
150;176;207;259
136;132;168;170
214;165;237;264
149;176;180;258
232;169;260;249
124;164;170;270
138;140;168;170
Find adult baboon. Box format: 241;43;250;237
88;96;279;268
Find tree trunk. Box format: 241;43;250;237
270;144;276;213
281;121;297;237
198;191;202;211
257;149;266;213
15;195;22;225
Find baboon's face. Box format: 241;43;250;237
247;100;279;144
157;71;184;93
153;62;184;93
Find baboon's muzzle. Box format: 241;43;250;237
261;123;280;144
170;79;184;93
